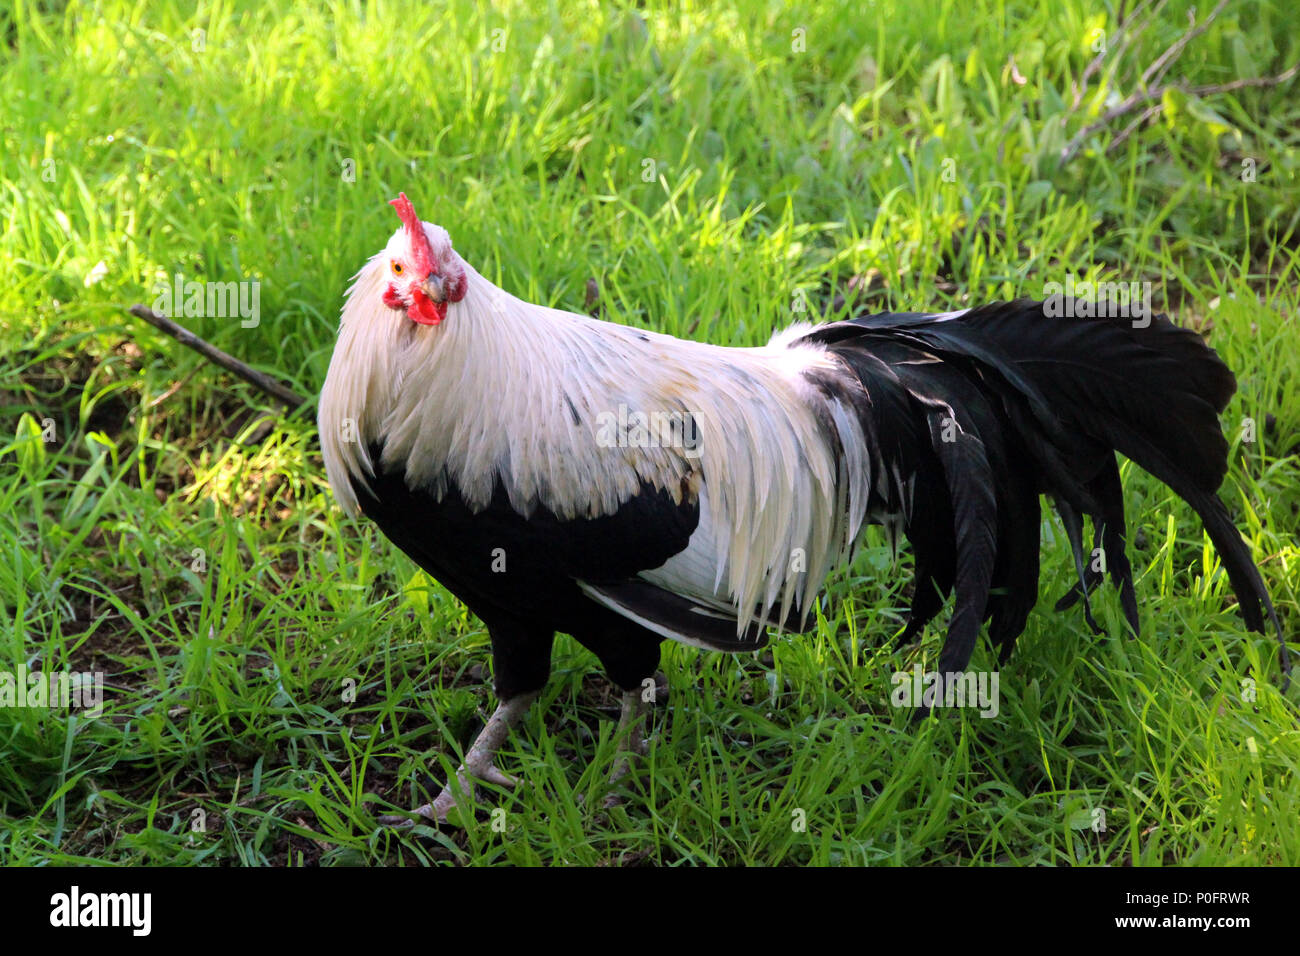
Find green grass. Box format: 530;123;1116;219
1;0;1298;865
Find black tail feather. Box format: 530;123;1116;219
802;299;1290;684
1053;455;1140;635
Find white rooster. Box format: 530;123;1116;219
320;194;1287;823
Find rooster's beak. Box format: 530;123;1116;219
421;273;446;304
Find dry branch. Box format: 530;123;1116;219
1058;0;1297;166
127;304;307;409
1071;0;1167;109
1140;0;1226;90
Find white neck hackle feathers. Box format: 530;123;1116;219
320;223;875;634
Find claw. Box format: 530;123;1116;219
466;757;518;789
379;692;538;828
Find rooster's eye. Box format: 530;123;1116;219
391;260;404;276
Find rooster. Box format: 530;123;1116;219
320;194;1289;823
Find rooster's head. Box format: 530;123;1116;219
380;193;467;326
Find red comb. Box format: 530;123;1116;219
389;193;435;276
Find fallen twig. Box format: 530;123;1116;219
1140;0;1226;91
127;304;307;409
1058;0;1297;166
1188;65;1300;96
1071;0;1166;109
1060;66;1298;164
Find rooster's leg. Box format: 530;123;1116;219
611;689;650;773
603;688;652;808
383;621;553;827
381;691;539;826
569;616;662;809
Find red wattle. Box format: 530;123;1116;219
408;289;446;325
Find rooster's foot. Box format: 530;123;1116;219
603;689;650;809
380;692;537;827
